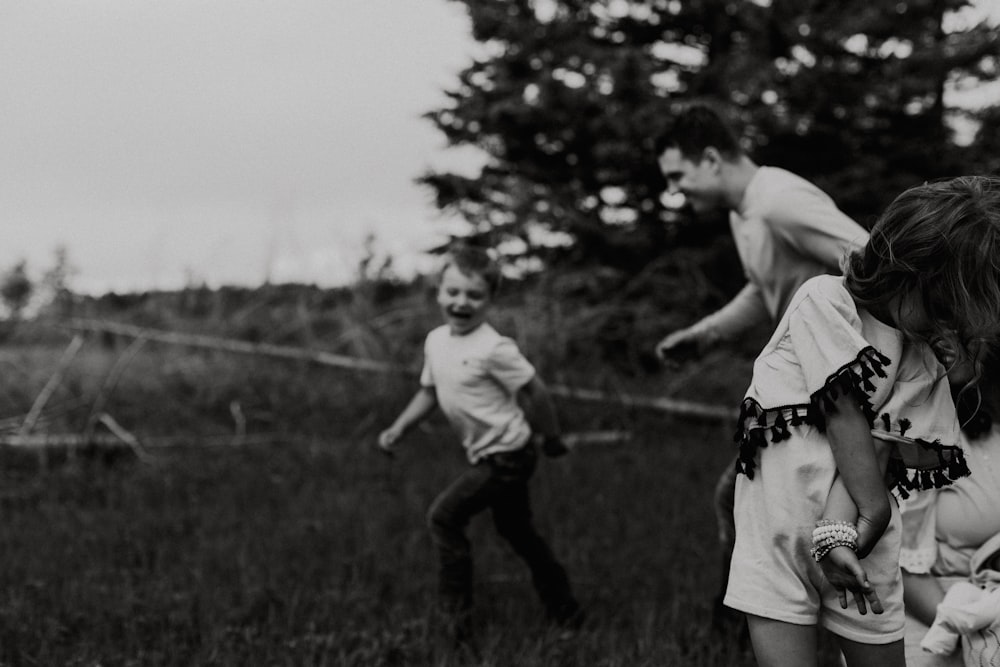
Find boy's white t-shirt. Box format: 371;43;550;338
420;322;534;464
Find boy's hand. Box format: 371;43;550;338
376;427;402;457
818;546;884;615
655;329;699;365
655;326;718;367
540;434;569;458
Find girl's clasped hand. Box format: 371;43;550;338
817;543;884;615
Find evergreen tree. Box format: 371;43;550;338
40;245;76;317
1;260;34;320
421;0;999;264
743;0;1000;222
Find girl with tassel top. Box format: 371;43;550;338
723;176;1000;667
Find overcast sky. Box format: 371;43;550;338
3;2;998;295
0;0;483;294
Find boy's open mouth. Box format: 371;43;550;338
447;310;472;320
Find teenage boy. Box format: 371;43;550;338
654;104;869;629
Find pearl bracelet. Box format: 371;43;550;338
810;520;858;562
812;520;858;543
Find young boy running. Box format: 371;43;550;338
378;244;580;642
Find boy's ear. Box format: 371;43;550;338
701;146;723;171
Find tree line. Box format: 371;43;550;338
0;247;74;320
420;0;1000;271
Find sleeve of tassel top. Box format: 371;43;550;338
787;289;883;398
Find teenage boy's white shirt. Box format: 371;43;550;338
420;323;534;464
693;166;870;340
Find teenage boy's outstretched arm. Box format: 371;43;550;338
518;376;567;457
655;283;769;363
377;386;438;454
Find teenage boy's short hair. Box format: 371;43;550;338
654;104;743;161
441;244;502;295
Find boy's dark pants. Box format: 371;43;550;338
426;443;578;627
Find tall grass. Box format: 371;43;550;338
0;412;778;666
0;340;842;665
0;267;840;665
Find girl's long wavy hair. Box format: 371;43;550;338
955;357;998;439
845;176;1000;396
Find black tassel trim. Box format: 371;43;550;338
886;458;912;499
884;438;971;496
947;446;971;479
735;428;770;480
771;412;791;442
733;398;819;479
859;364;876;392
733;346;971;494
808;347;887;431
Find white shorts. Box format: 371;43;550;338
724;425;905;644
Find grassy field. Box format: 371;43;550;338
0;332;845;666
0;415;762;666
